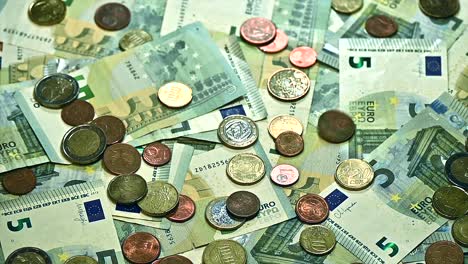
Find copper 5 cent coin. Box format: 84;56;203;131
425;240;464;264
226;191;261;219
61;99;95;126
275;131;304;157
259;29;289;53
268;115;303;139
123;232;161;264
318;110;356;143
270;164;300;186
1;168;36;195
159;255;193;264
91;115;126;145
240;17;277;45
166;194;196;223
289;47;318;68
94;3;131;31
143;142;172;166
103;143;141;175
295;194;329;224
365;15;398;38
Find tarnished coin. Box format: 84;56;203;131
226;191;261;219
202;240;247;264
34;73;80;108
64;256;98;264
335;159;374;190
159;255;193;264
289;47;318;68
419;0;460;18
296;194;329;224
28;0;66;26
240;17;276;45
2;168;36;195
218;115;258;149
318;110;356;143
138;181;179;216
62;124;107;165
270;164;300;186
158;82;193;108
91;115;126;145
205;197;245;231
259;29;289;53
445;152;468;189
123;232;161;264
143;142;172;166
432;186;468;219
268;115;303;139
103;143;141;175
107;174;148;204
5;247;52;264
94;3;131;31
300;226;336;255
425;240;464;264
119;30;153;51
166;194;196;223
365;15;398;38
61;99;95;126
452;215;468;247
331;0;363;14
267;68;310;101
226;153;266;185
275;131;304;157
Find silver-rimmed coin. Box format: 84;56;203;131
267;68;310;101
34;73;80;108
445;152;468;190
138;181;179;217
119;29;153;51
61;124;107;165
226;153;266;185
107;174;148;204
5;247;52;264
64;256;98;264
217;115;258;149
205;197;245;231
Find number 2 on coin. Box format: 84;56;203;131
7;217;32;232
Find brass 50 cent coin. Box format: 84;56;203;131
318;110;356;143
61;99;95;126
2;168;36;195
202;240;247;264
419;0;460;18
94;3;131;31
34;73;80;109
300;226;336;255
425;240;464;264
226;191;261;219
240;17;276;45
268;115;303;139
275;131;304;157
226;153;266;185
332;0;363;14
107;174;148;204
5;247;52;264
64;256;98;264
138;181;179;216
205;197;245;231
166;194;196;223
268;68;310;101
91;115;126;145
335;159;374;190
103;143;141;175
62;124;107;165
296;194;329;224
123;232;161;264
452;215;468;247
28;0;66;26
432;186;468;219
218;115;258;149
365;15;398;38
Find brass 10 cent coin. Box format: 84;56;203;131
166;194;196;223
432;186;468;219
419;0;460;18
143;142;172;166
452;215;468;247
138;181;179;216
289;46;318;68
425;240;464;264
107;174;148;204
94;3;131;31
296;194;329;224
159;255;193;264
318;110;356;143
445;152;468;189
119;30;153;51
61;99;95;126
34;73;80;109
268;115;303;139
267;68;310;101
2;168;36;195
158;82;193;108
335;159;374;190
103;143;141;175
365;15;398;38
202;239;247;264
226;191;261;219
91;115;126;145
5;247;52;264
300;226;336;255
240;17;277;45
122;232;161;264
218;115;258;149
28;0;66;26
62;124;107;165
226;153;266;185
205;197;245;231
259;29;289;53
275;131;304;157
331;0;363;14
64;256;98;264
270;164;300;186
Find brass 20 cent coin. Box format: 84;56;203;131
296;194;329;224
318;110;356;143
365;15;398;38
62;124;107;165
202;239;247;264
94;3;131;31
452;215;468;247
335;159;374;190
205;197;245;231
240;17;277;45
5;247;52;264
432;186;468;219
103;143;141;175
275;131;304;157
64;256;98;264
138;181;179;216
268;115;303;139
2;168;36;195
123;232;161;264
119;29;153;51
166;194;196;223
226;153;266;185
107;174;148;204
419;0;460;18
34;73;80;108
425;240;464;264
300;226;336;255
61;99;95;126
91;115;126;145
158;82;193;108
143;142;172;166
226;191;261;219
218;115;258;149
268;68;310;101
331;0;363;14
28;0;66;26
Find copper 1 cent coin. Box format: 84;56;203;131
123;232;161;264
103;143;141;175
94;3;131;31
295;194;329;224
226;191;261;219
143;142;172;166
240;17;277;45
270;164;300;186
365;15;398;38
1;168;36;195
275;131;304;157
289;46;318;68
91;115;126;145
159;255;193;264
61;99;95;126
259;29;289;53
318;110;356;143
425;240;464;264
166;194;196;223
158;82;193;108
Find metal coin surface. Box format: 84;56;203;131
166;194;196;223
159;255;193;264
94;3;131;31
300;226;336;255
270;164;300;186
331;0;363;14
425;240;464;264
202;239;247;264
122;232;161;264
158;82;193;108
61;99;95;126
419;0;460;18
143;142;172;166
289;47;318;68
107;174;148;204
64;256;98;264
335;159;374;190
5;247;52;264
267;68;310;101
465;137;467;151
34;73;80;108
138;181;179;216
365;15;398;38
259;29;288;53
452;215;468;247
432;186;468;219
268;115;303;139
28;0;66;26
226;153;266;185
103;143;141;175
275;131;304;157
119;29;153;51
62;124;107;165
240;17;276;45
205;197;245;231
296;194;329;224
2;168;36;195
445;152;468;189
217;115;258;149
318;110;356;143
226;191;260;219
91;115;126;145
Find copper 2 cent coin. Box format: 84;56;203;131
275;131;304;157
425;240;464;264
122;232;161;264
259;29;289;53
61;99;95;126
166;194;196;223
289;46;318;68
143;142;172;166
103;143;141;175
365;15;398;38
1;168;36;195
159;255;193;264
295;194;329;224
91;115;126;145
94;3;131;31
240;17;277;45
318;110;356;143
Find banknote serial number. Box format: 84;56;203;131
193;159;230;173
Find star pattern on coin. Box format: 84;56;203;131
58;252;70;261
390;193;402;202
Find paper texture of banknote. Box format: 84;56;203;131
448;28;468;105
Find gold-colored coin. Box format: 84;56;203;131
226;153;266;185
158;82;193;108
268;115;303;139
300;226;336;255
205;197;245;231
432;186;468;219
28;0;66;26
335;159;374;190
64;256;98;264
202;239;247;264
137;181;179;216
119;30;153;51
452;215;468;247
